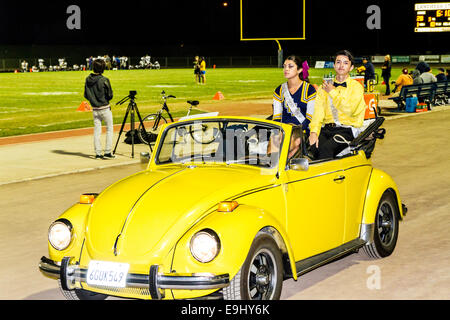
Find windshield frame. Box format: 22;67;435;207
153;118;285;169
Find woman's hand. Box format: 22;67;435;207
309;132;319;148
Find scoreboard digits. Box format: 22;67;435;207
415;2;450;32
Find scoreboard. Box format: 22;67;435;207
415;2;450;32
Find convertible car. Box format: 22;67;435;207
39;115;406;300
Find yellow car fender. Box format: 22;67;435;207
48;203;90;263
171;203;297;283
362;168;405;225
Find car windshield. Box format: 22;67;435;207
156;119;284;168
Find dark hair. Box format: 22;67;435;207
291;125;303;141
402;68;408;74
93;59;106;74
335;50;355;66
285;55;309;82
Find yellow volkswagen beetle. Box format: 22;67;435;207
39;115;406;300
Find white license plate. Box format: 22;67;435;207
86;260;130;288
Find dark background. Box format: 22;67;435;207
0;0;448;58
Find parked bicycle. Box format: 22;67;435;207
137;90;201;144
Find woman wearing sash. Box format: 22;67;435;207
272;55;316;137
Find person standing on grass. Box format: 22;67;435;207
381;54;392;95
272;55;316;137
84;59;115;160
193;56;201;84
199;56;206;84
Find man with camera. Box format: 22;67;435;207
84;59;115;159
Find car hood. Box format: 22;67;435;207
84;164;276;262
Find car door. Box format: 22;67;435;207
284;159;346;261
339;156;373;243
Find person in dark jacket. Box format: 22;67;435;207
84;59;115;159
381;54;392;95
362;57;376;91
436;68;447;82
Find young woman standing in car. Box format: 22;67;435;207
272;55;316;137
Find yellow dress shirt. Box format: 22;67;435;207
309;77;366;136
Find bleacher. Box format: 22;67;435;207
389;81;450;110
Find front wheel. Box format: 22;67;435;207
360;191;399;259
138;113;167;144
223;234;283;300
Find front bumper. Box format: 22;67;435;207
39;256;229;299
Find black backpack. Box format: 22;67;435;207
124;129;143;144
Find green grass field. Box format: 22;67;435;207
0;67;406;137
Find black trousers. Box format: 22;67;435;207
383;75;390;95
310;126;354;159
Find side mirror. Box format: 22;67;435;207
289;158;309;171
140;152;151;164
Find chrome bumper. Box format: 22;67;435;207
39;256;229;299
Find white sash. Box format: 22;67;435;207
328;96;342;126
282;82;305;124
328;96;362;138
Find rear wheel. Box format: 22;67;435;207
138;113;167;144
223;234;283;300
361;191;399;259
58;279;108;300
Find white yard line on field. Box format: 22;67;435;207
22;92;80;96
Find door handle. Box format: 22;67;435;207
333;175;345;182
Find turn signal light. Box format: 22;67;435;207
80;193;98;204
217;201;239;212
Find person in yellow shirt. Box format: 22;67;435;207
308;50;366;159
199;56;206;84
391;68;413;96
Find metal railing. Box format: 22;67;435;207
2;54;449;72
0;56;282;72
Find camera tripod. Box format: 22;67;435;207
113;90;152;158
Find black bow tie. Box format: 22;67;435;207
333;82;347;88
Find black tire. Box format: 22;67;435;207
138;114;167;144
361;191;399;259
58;279;108;300
223;234;283;300
188;123;220;144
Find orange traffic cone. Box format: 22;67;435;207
213;91;225;100
77;101;92;112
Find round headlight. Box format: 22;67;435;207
190;229;220;263
48;219;73;251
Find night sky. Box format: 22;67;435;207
0;0;449;57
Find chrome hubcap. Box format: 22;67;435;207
378;201;395;247
247;249;276;300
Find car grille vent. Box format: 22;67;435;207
83;284;151;299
